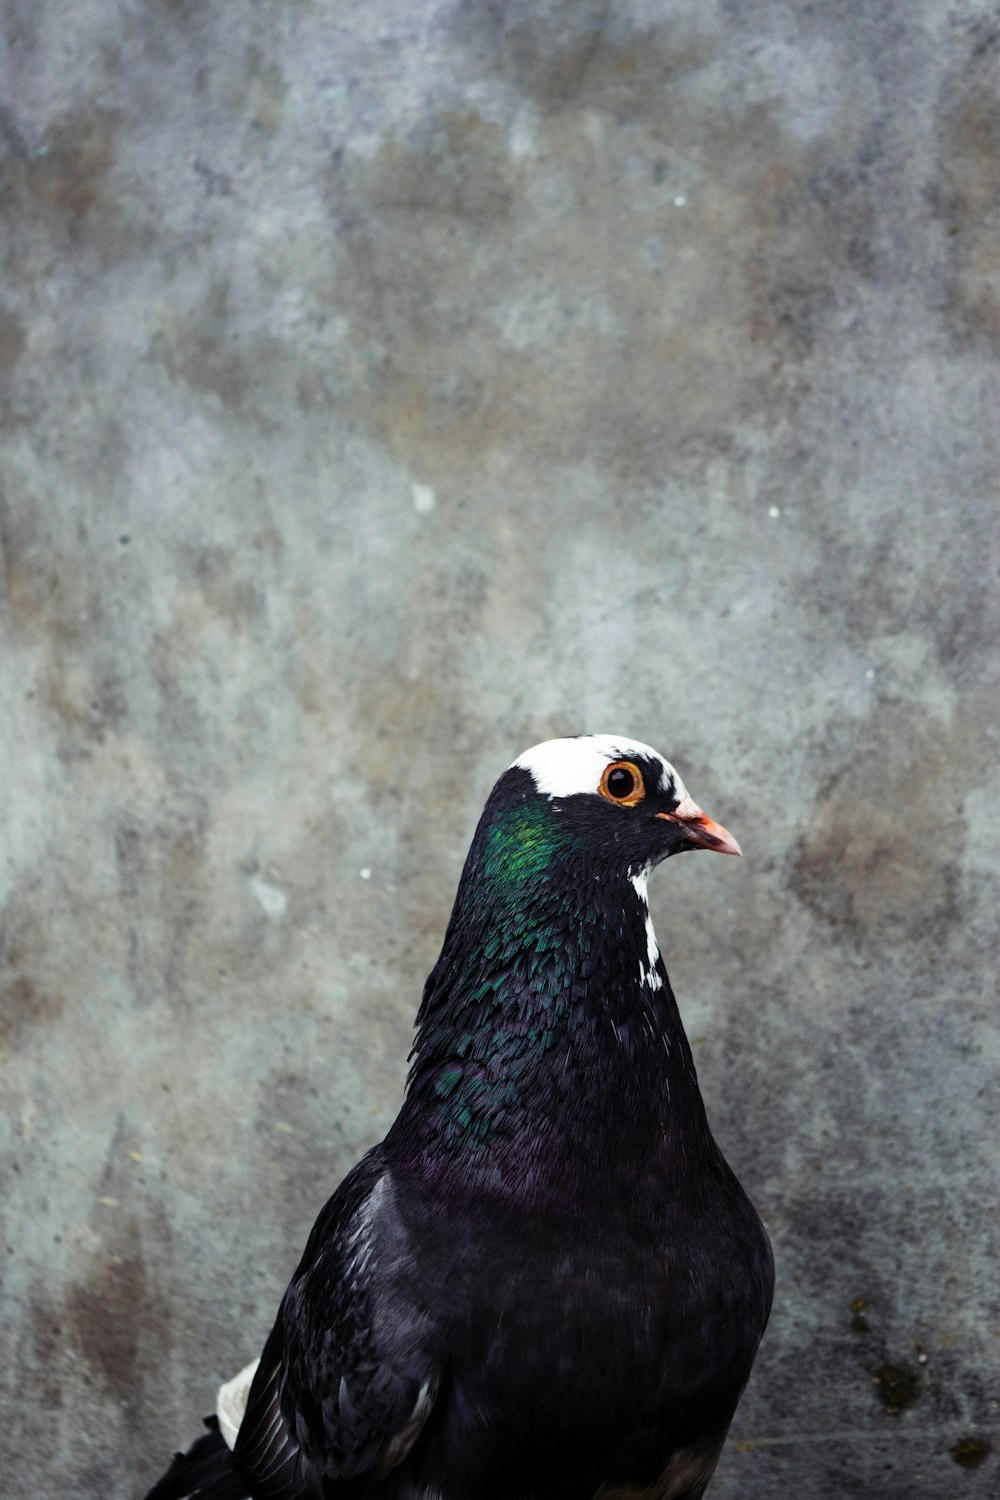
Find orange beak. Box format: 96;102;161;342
656;793;742;857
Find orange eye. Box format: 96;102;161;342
599;761;645;807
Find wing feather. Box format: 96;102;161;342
233;1147;438;1498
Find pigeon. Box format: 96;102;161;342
144;735;773;1500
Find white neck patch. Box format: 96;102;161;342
511;734;684;801
630;867;663;991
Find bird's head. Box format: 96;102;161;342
477;734;741;886
409;735;742;1146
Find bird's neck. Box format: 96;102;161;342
388;824;713;1201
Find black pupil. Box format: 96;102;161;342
608;767;635;799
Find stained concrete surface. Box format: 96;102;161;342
1;2;998;1496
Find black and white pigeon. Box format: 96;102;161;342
144;735;773;1500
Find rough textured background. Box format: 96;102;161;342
2;2;998;1497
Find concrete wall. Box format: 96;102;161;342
2;3;998;1496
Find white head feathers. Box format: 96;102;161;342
511;734;686;803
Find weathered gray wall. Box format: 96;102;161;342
2;3;998;1496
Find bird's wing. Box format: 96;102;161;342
233;1147;439;1500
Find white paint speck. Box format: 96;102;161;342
412;483;435;514
251;878;287;919
359;867;371;880
865;668;875;680
768;505;782;519
673;194;687;206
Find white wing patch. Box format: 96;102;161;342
512;735;684;800
216;1357;261;1450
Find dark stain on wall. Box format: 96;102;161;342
0;975;66;1050
789;698;983;942
66;1234;150;1401
315;21;882;487
62;1206;174;1408
19;108;120;226
950;1435;993;1469
113;801;212;1010
0;503;102;645
452;2;710;119
0;306;26;369
872;1360;923;1416
931;23;1000;345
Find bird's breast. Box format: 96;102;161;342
415;1176;765;1393
391;1139;771;1499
